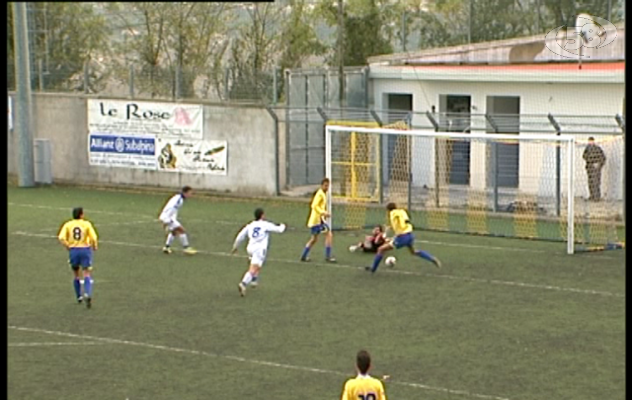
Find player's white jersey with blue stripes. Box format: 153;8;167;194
233;220;286;253
159;193;185;222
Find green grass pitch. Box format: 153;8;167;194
7;184;625;400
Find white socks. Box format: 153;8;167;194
241;272;253;286
179;233;190;247
165;233;175;246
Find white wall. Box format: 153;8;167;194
8;93;279;196
372;79;625;201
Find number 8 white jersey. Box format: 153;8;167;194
233;220;286;253
159;194;185;223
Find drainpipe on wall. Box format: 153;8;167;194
265;106;280;196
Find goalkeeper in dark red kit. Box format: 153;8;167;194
349;225;387;253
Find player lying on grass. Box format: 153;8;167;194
349;225;387;253
159;186;197;255
300;177;336;263
58;207;98;309
366;202;442;273
231;208;286;297
340;350;387;400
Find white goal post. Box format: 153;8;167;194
325;125;578;254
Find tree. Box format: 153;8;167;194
107;2;233;99
226;3;285;101
279;0;327;71
315;0;393;66
7;3;110;92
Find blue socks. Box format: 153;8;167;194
325;246;332;259
73;278;81;299
370;254;384;273
84;278;92;297
301;246;311;259
416;250;435;263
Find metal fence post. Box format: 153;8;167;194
265;106;280;195
548;113;562;217
129;64;135;99
616;114;625;222
426;111;441;208
83;61;90;94
284;70;291;187
493;142;499;212
324;67;330;108
272;66;278;105
224;67;230;101
175;64;182;100
485;114;500;211
407;113;413;212
304;74;309;183
38;59;44;91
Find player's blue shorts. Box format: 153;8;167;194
69;247;93;269
309;223;330;235
393;232;414;249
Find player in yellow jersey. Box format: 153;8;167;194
340;350;387;400
300;177;336;262
366;202;442;273
58;207;98;308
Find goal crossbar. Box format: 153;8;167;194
325;125;576;142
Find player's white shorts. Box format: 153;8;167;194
160;217;182;232
248;248;267;267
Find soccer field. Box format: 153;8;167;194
7;184;625;400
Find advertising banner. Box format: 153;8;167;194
87;99;203;139
156;137;227;175
88;134;158;170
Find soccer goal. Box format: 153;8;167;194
325;124;625;254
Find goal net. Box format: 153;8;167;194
325;125;625;254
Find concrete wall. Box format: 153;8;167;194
8;93;279;196
371;79;625;201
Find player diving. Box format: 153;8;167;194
366;202;442;273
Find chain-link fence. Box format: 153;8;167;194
7;58;282;105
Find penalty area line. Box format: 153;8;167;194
7;325;513;400
8;341;110;347
10;231;624;298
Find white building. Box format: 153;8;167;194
366;22;625;204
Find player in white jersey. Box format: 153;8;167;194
158;186;197;255
231;208;286;297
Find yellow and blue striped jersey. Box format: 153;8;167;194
340;374;387;400
58;219;98;248
389;209;413;235
307;189;327;227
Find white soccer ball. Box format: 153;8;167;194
385;256;397;267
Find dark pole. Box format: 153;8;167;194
265;106;280;195
494;142;499;212
468;0;473;44
485;114;500;211
535;0;540;33
305;75;309;184
337;0;344;108
402;9;407;52
548;113;562;217
407;114;413;212
284;70;291;187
